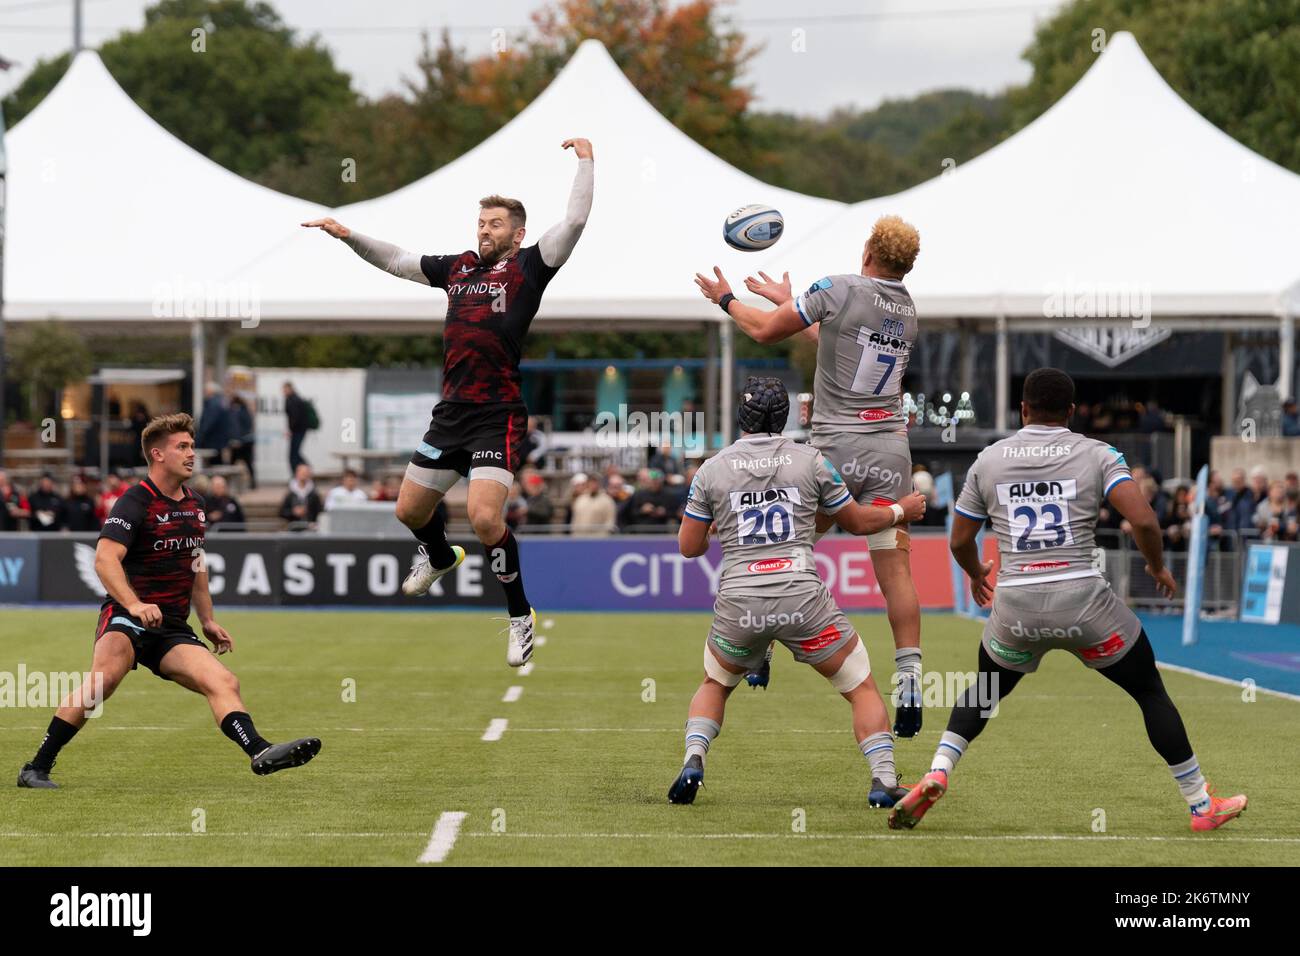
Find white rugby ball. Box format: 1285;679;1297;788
723;204;784;251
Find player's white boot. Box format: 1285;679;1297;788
507;608;537;667
402;544;466;596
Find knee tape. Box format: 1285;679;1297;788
828;640;872;693
866;526;910;552
704;642;746;687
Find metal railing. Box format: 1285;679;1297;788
1095;527;1253;616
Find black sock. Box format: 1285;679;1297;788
486;529;531;617
220;711;271;758
32;716;79;772
945;644;1025;744
413;509;457;568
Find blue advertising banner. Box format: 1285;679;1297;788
0;536;39;603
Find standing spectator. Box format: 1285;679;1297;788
1162;485;1192;551
1286;489;1300;541
227;393;256;488
369;477;392;501
1204;470;1228;550
279;464;323;530
524;416;548;466
520;469;554;527
1286;472;1300;497
648;442;683;477
128;401;151;450
569;474;617;535
195;383;232;461
95;471;127;524
0;471;31;531
1255;481;1293;541
622;468;677;531
505;481;528;530
1283;399;1300;437
205;474;246;531
63;475;100;532
27;473;66;532
283;382;311;473
325;469;369;510
1138;399;1170;433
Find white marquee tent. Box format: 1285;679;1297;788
757;32;1300;428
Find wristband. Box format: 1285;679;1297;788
889;503;905;525
718;293;736;314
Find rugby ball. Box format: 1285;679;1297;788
723;204;784;251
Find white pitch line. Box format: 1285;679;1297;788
480;718;509;741
502;686;524;703
1156;661;1300;702
518;662;535;676
463;832;1300;844
418;812;468;864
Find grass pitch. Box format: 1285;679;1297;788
2;608;1296;866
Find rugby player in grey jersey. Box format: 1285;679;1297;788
888;368;1246;832
695;216;927;738
667;377;926;808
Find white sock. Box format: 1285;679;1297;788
860;731;897;787
1170;755;1210;812
684;716;720;765
931;731;968;776
895;648;922;702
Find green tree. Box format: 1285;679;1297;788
6;322;94;420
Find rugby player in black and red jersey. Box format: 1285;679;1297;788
17;415;321;788
303;138;594;667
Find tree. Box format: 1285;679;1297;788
6;322;93;420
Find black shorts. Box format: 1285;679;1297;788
95;603;205;679
410;401;528;478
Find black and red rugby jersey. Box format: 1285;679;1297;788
98;477;207;619
421;244;560;404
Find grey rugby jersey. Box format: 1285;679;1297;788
793;274;917;433
684;434;852;593
954;425;1133;587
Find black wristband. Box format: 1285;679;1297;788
718;293;736;314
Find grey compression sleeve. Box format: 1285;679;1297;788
340;231;431;285
538;158;593;268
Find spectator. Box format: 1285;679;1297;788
369;478;392;501
1283;399;1300;437
195;383;232;460
1162;485;1191;551
1255;480;1294;542
1287;489;1300;541
622;468;678;531
279;464;323;530
1137;399;1169;433
325;469;369;511
648;442;683;477
1204;470;1228;549
570;474;617;535
227;393;256;488
1072;401;1093;434
606;473;632;509
205;474;246;531
524;416;548;466
64;475;100;532
95;471;127;524
382;475;401;501
505;481;528;530
520;469;554;527
0;471;31;531
283;381;310;472
1288;472;1300;496
128;401;151;450
27;473;66;532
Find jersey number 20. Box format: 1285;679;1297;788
739;504;793;544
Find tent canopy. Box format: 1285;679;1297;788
761;32;1300;322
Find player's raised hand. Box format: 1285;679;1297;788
301;217;350;239
971;559;995;607
202;619;234;655
898;491;927;524
1146;564;1178;599
694;266;733;304
129;601;162;628
744;270;792;305
562;138;594;160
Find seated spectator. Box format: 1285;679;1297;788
64;474;100;532
279;464;323;530
206;474;246;531
325;469;370;510
570;474;616;536
622;468;678;531
95;471;126;525
0;470;31;531
27;473;66;532
520;469;554;527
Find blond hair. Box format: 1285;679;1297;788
868;215;920;276
140;413;195;462
479;194;526;229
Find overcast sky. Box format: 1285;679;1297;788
1;0;1067;115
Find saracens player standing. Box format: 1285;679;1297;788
695;216;927;736
18;415;321;788
303;138;594;667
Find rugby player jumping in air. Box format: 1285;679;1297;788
889;369;1247;832
18;415;321;788
303;139;594;667
669;377;926;808
694;216;927;737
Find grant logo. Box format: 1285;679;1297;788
49;885;151;936
1008;621;1083;642
746;558;792;574
1023;560;1071;572
857;409;892;422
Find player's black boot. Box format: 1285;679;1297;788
893;678;923;738
251;738;321;776
868;777;907;808
668;755;704;804
17;762;58;789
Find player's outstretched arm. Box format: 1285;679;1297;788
191;567;233;654
301;217;431;285
538;139;595;269
695;267;806;343
834;492;926;536
950;513;995;606
93;538;161;627
1107;477;1177;598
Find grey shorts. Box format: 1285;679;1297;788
811;429;911;505
983;576;1141;673
708;584;860;667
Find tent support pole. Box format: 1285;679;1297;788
994;314;1009;431
1220;331;1235;436
720;320;734;447
1280;312;1295;403
704;321;717;449
191;319;205;416
214;323;230;386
